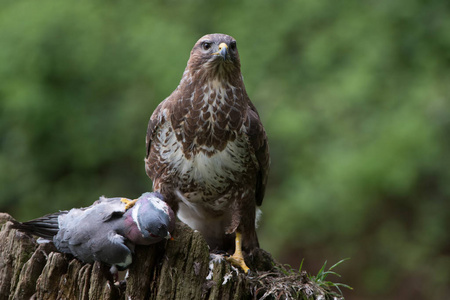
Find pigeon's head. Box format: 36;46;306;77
124;192;175;245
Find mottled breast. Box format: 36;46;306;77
154;118;253;199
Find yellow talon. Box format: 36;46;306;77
226;232;250;274
121;198;138;210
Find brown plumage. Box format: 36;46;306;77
145;33;269;261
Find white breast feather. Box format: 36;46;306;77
158;126;247;188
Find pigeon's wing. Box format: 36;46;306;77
12;196;126;243
67;229;133;268
54;198;128;259
91;232;133;268
61;197;126;231
90;196;129;221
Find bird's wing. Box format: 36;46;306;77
56;201;132;265
145;99;174;185
246;102;270;206
79;196;127;222
146;101;165;160
89;231;133;268
64;227;132;267
56;198;125;249
96;197;129;221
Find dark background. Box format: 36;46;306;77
1;1;449;299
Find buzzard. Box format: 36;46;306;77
144;33;269;273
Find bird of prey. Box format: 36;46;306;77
12;192;175;274
144;33;270;273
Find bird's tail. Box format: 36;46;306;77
11;211;67;240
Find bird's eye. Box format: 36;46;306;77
201;42;212;51
230;41;237;51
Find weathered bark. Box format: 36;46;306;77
0;213;340;300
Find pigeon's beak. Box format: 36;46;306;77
166;231;173;240
213;42;228;60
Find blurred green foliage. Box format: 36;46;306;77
1;1;449;299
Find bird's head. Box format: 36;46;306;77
124;192;175;245
187;33;241;80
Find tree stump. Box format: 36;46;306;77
0;213;342;300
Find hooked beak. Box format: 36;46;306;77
213;42;228;60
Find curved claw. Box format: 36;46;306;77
226;253;250;274
226;232;250;274
121;198;138;210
